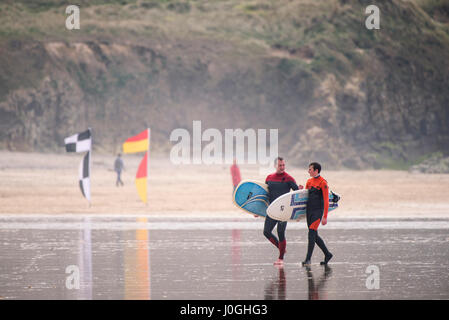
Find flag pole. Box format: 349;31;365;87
147;128;150;207
88;127;92;208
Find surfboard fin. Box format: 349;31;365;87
331;191;340;203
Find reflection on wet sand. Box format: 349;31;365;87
77;217;93;299
231;229;241;281
264;267;286;300
0;218;448;299
263;265;332;300
305;266;332;300
125;217;150;300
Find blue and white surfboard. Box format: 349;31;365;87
267;189;340;222
233;180;269;217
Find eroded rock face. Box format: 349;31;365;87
410;156;449;174
0;1;448;168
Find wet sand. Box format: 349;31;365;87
1;152;448;300
0;216;448;300
1;151;449;218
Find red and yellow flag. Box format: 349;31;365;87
122;129;150;204
122;129;149;154
135;151;148;204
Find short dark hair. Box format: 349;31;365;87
275;157;284;165
309;162;321;173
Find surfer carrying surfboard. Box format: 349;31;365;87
263;157;302;266
301;162;333;267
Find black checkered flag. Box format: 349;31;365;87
65;129;91;153
64;129;91;203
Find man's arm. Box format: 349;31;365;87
305;180;310;190
290;180;303;191
322;180;329;224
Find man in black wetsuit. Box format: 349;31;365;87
301;162;333;267
262;157;302;266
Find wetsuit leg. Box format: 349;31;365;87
315;233;330;257
277;221;287;242
306;229;317;262
277;221;287;259
263;215;279;248
305;209;323;262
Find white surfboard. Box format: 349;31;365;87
266;189;339;222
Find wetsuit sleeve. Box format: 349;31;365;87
322;180;329;219
290;180;299;191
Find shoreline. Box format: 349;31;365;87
1;151;449;218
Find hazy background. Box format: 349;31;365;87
0;0;448;171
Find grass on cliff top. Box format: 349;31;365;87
0;0;367;79
1;0;447;42
1;0;448;87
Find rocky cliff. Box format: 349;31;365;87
0;0;448;169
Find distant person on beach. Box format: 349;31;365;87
262;157;302;266
230;159;242;191
114;153;124;187
301;162;333;267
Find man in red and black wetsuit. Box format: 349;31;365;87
262;157;302;266
302;162;333;266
